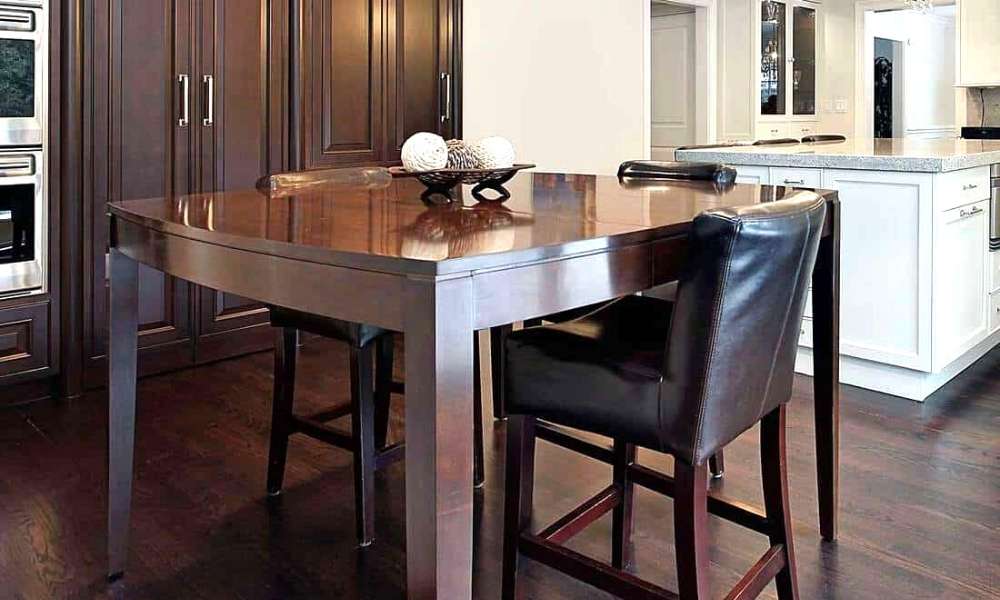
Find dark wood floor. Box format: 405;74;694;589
0;335;998;599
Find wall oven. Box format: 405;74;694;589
0;148;43;295
0;0;45;147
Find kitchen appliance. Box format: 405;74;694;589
0;0;45;147
961;128;1000;251
0;148;44;294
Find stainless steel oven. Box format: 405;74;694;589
0;148;43;295
0;0;45;147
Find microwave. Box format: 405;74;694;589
0;149;43;295
0;0;45;147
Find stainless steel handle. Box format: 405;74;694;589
178;74;190;128
440;72;452;123
202;75;214;127
0;155;34;177
959;206;984;219
962;183;979;191
0;8;34;31
784;179;805;185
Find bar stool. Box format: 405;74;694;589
754;137;800;145
801;134;846;143
501;194;826;599
258;167;490;548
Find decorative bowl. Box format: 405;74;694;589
389;163;536;203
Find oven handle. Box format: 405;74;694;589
0;155;34;177
0;8;35;32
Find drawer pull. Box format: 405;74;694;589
784;179;805;185
962;183;979;191
959;206;984;219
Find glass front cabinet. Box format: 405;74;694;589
757;0;818;139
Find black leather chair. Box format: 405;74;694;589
802;134;846;143
501;194;826;600
259;167;489;548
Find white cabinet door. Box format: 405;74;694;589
734;165;770;185
821;170;934;371
932;200;989;370
771;167;822;188
957;0;1000;87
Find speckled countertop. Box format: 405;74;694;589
675;138;1000;173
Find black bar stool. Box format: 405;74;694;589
753;137;800;145
501;194;826;599
801;134;846;143
258;167;490;548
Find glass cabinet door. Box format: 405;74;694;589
792;5;816;115
760;0;786;115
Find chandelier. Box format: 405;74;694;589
904;0;933;13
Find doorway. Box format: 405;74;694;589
646;0;717;159
873;37;903;137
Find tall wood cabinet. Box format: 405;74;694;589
74;0;460;391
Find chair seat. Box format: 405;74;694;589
269;306;389;348
505;295;673;450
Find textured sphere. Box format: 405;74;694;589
472;136;516;169
445;139;480;170
401;132;448;172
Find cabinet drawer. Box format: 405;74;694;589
735;165;770;185
934;166;990;212
757;122;789;140
991;291;1000;333
771;167;823;188
792;122;818;137
798;317;813;348
0;301;50;380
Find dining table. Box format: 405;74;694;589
106;171;840;599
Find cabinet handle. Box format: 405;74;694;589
177;74;190;128
440;72;452;123
202;75;214;127
784;179;805;185
962;183;979;191
959;206;984;219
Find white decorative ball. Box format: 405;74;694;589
472;136;516;169
401;132;448;172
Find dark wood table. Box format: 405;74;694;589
106;172;840;599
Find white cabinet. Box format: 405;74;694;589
757;121;790;140
734;165;770;184
771;166;822;188
957;0;1000;87
932;200;989;369
820;169;934;371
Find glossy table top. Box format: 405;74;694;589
676;137;1000;172
110;172;834;276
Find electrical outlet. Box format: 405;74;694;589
835;98;848;113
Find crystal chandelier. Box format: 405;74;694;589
904;0;933;13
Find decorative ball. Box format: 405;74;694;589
445;139;480;170
401;132;448;172
472;136;516;169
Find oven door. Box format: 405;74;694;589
0;1;44;147
0;150;43;295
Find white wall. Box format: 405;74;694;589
818;0;856;136
462;0;648;176
868;8;957;137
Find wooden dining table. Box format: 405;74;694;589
106;171;840;599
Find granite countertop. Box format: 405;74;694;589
675;138;1000;173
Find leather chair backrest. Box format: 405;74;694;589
658;193;826;465
618;160;737;186
801;134;846;143
256;167;392;196
753;138;800;146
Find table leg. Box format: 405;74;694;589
812;201;840;542
404;276;476;599
108;249;139;579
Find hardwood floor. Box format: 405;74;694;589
0;335;997;599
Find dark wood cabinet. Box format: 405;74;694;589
296;0;460;169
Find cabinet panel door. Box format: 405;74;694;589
300;0;385;168
85;0;195;380
193;0;277;351
385;0;456;160
958;0;1000;87
821;169;933;371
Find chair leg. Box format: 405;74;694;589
674;460;711;600
709;450;725;479
374;334;394;449
502;415;536;600
761;405;799;600
611;440;636;570
489;324;513;420
473;334;485;488
267;327;298;496
350;345;377;547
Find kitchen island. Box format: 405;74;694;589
679;138;1000;401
